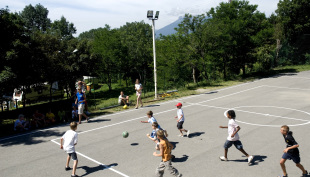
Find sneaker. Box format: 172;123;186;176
65;166;71;171
219;156;228;161
302;170;307;177
86;117;90;122
186;130;190;137
177;174;182;177
71;175;79;177
178;134;184;137
248;155;254;165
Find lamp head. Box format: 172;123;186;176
154;11;159;19
147;10;153;19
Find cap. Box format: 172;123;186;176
175;103;182;107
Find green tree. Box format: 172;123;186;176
51;16;76;40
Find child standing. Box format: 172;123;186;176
153;130;182;177
279;125;307;177
219;110;253;165
60;122;79;177
174;103;189;137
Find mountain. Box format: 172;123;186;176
155;16;184;38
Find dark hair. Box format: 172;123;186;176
227;110;236;119
147;110;153;116
152;122;159;128
281;125;289;132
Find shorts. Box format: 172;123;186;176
224;140;243;150
78;104;85;114
282;153;300;164
136;92;142;96
177;121;184;129
68;152;78;161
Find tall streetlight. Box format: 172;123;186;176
147;10;159;99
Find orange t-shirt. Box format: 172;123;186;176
160;139;172;162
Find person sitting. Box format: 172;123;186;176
58;110;66;123
33;110;45;127
46;109;56;124
14;114;29;131
118;91;129;106
72;106;78;121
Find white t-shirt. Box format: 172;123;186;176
62;130;78;153
227;119;239;141
177;109;185;122
135;84;142;93
118;95;126;104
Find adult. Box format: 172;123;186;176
118;91;129;106
14;114;29;131
46;109;56;124
76;81;90;115
135;79;143;109
75;87;89;124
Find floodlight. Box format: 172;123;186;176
147;10;153;18
154;11;159;19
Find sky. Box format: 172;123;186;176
1;0;280;36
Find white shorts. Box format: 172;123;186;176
78;104;85;114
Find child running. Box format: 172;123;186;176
174;103;189;137
278;125;307;177
60;122;79;177
147;122;168;150
219;110;253;165
141;110;162;129
153;130;182;177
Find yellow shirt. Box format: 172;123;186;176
46;112;55;120
160;139;172;162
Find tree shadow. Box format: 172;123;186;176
78;163;118;176
0;128;65;147
188;132;205;138
144;105;160;108
229;155;267;166
172;155;189;163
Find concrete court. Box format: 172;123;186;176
1;71;310;177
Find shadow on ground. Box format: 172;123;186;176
188;132;205;138
78;163;118;176
229;155;267;166
172;155;189;163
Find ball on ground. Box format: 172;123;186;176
122;131;129;138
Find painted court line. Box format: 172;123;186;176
51;140;130;177
262;85;310;91
51;104;194;141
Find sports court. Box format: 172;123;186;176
1;71;310;177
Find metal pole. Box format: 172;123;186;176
152;19;158;100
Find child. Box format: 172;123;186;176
174;103;189;137
75;87;89;124
279;125;307;177
60;122;79;177
72;106;78;121
141;111;161;128
46;109;56;124
134;79;143;109
219;110;253;165
147;122;168;150
153;130;182;177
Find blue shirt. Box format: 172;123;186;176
76;92;85;105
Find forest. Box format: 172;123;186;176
1;0;310;107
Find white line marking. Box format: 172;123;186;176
51;104;193;141
51;140;130;177
262;85;310;91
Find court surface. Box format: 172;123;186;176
1;71;310;177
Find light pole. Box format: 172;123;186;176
147;10;159;100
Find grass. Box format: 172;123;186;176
1;64;309;138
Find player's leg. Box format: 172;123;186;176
155;161;166;177
280;158;287;176
66;154;71;168
165;160;181;176
71;153;78;176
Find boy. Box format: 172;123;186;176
75;87;89;124
141;110;162;129
60;122;79;177
118;91;130;106
174;103;189;137
219;110;253;165
279;125;307;177
147;122;168;150
14;114;29;131
153;130;182;177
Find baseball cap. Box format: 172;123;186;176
175;103;182;107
